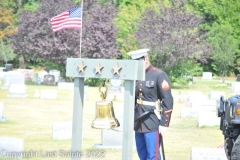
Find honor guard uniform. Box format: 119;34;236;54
127;49;173;160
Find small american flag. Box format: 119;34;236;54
51;6;82;32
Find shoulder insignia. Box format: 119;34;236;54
161;79;169;90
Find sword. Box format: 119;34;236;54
160;133;166;160
134;109;154;122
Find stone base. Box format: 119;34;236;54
1;86;9;90
0;118;7;122
93;144;136;150
7;94;28;98
191;147;227;160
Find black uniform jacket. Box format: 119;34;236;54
134;65;173;133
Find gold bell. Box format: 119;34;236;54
91;80;120;129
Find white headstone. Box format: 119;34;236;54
191;147;227;160
3;71;25;88
198;111;220;127
109;79;122;92
0;102;3;118
16;69;34;82
37;71;48;82
231;82;240;95
188;91;203;102
107;79;124;101
0;67;5;72
0;137;24;159
202;72;213;80
210;91;225;100
108;87;124;101
52;121;72;140
181;108;198;118
49;70;60;82
58;82;74;90
0;102;7;122
0;71;6;80
40;90;58;99
7;84;28;98
185;91;203;108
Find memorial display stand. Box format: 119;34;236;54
66;58;145;160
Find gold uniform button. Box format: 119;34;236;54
140;84;142;86
140;93;142;96
140;88;142;91
166;120;167;121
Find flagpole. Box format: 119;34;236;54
79;0;83;58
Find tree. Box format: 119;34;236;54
0;1;17;40
82;0;120;58
134;1;211;81
187;0;240;75
115;0;164;58
208;25;239;83
0;40;16;65
11;0;120;69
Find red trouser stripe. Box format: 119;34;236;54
155;132;159;160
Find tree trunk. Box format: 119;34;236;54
19;54;25;68
222;71;225;83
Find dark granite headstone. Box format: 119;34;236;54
42;75;55;85
237;74;240;82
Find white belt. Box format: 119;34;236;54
137;99;155;106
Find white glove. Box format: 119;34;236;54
159;126;168;135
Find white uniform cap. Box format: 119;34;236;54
127;49;150;60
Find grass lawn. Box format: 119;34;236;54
0;77;236;160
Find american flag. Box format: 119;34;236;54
51;6;82;32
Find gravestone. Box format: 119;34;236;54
40;89;58;99
52;121;72;140
191;95;208;109
37;71;48;82
0;67;6;72
3;71;25;89
49;70;60;83
193;99;216;111
181;99;218;118
17;69;34;82
236;74;240;82
107;79;124;101
202;72;213;80
191;147;227;160
58;82;74;90
4;64;12;72
181;108;198;118
0;102;7;122
209;91;226;100
231;82;240;95
198;111;220;127
0;137;24;159
184;91;203;108
7;84;28;98
0;69;6;80
41;75;56;85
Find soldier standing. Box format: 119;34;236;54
127;49;174;160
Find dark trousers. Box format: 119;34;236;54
135;131;161;160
